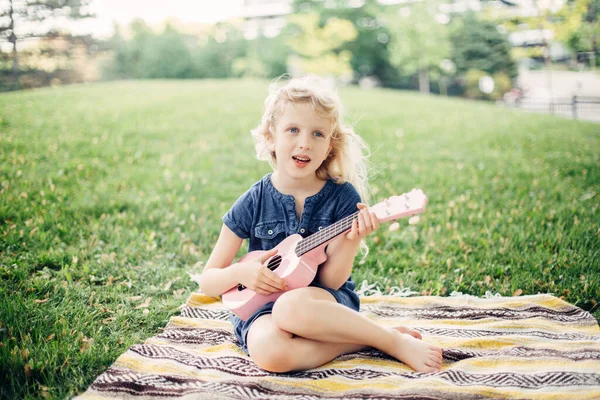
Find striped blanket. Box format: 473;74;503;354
78;291;600;399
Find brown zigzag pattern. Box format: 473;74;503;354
93;368;469;400
156;328;238;346
127;343;600;387
417;327;599;341
179;307;231;321
363;304;592;323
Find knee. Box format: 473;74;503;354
272;290;312;332
249;338;295;373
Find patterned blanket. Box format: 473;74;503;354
77;291;600;399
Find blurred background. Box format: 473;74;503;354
1;0;599;121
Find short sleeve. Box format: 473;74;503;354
334;183;361;221
222;188;255;239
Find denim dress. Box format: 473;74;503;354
222;173;361;354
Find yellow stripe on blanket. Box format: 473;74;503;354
77;293;600;400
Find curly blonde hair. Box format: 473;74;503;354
251;75;371;202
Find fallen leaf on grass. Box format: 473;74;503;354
34;298;50;304
135;297;152;309
512;289;523;296
45;334;55;342
80;337;94;353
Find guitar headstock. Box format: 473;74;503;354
369;189;428;224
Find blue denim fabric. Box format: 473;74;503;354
222;173;362;354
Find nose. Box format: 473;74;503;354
298;132;311;150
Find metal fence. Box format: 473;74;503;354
504;96;600;123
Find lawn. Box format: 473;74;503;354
0;79;598;399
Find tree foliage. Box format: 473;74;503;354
0;0;93;73
383;0;451;93
286;11;357;77
291;0;398;84
103;20;287;81
450;13;518;79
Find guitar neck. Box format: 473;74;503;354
293;190;427;257
294;212;360;257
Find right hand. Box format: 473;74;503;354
237;248;288;295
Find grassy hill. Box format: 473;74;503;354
1;79;598;399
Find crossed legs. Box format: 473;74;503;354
246;287;442;373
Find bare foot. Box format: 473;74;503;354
388;330;442;373
393;326;422;340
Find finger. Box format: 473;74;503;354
262;268;287;289
254;283;279;295
346;218;358;240
360;208;373;232
370;212;380;231
260;248;278;264
357;202;367;210
256;278;284;294
357;212;368;237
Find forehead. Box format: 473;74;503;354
276;102;332;130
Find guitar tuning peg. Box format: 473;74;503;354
408;215;420;225
389;221;400;232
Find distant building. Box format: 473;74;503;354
241;0;293;39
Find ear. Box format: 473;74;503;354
266;126;276;151
327;144;334;159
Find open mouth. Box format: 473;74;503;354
292;155;311;166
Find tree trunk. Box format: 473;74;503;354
11;38;19;75
418;67;430;94
8;0;19;77
592;35;598;69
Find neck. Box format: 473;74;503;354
270;171;326;197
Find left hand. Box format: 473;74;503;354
345;203;380;241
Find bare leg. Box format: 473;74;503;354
247;314;367;372
271;287;442;373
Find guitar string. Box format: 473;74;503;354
294;211;360;257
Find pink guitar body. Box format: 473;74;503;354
222;189;428;320
222;235;327;321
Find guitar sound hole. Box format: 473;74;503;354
267;255;282;271
237;254;282;291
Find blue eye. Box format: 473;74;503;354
313;131;324;138
289;127;299;134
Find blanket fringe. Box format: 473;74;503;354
190;274;508;300
356;280;509;299
355;280;419;297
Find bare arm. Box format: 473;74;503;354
197;224;245;296
317;203;380;290
198;224;287;297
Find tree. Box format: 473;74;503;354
383;0;451;93
0;0;93;75
286;11;357;78
450;13;517;79
291;0;399;85
562;0;600;66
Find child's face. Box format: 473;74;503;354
270;102;333;182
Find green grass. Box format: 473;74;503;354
0;79;598;399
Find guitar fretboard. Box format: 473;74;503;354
294;211;360;257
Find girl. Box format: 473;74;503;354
198;76;442;374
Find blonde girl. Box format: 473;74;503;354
198;76;442;373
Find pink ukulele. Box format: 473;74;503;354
222;189;428;320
